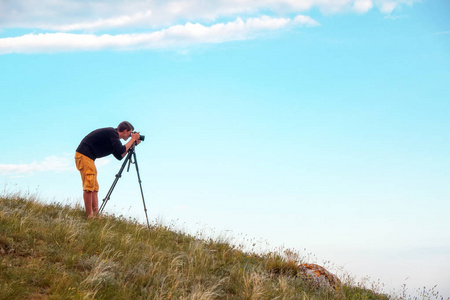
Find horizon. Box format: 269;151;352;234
1;0;449;298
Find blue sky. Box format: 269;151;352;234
1;0;449;297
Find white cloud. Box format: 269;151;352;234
48;10;154;32
0;156;73;175
353;0;374;13
0;0;419;32
293;15;321;27
378;1;398;13
0;15;318;54
374;0;417;14
0;155;110;175
0;0;420;53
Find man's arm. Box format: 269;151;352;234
122;132;141;157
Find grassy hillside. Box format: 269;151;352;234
0;195;425;299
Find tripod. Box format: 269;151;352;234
98;145;151;230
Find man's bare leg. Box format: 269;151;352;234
92;191;100;218
83;190;94;219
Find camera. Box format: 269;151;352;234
133;131;145;141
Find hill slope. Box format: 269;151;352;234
0;195;390;299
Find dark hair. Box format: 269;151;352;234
117;121;134;132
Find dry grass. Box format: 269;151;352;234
0;194;446;300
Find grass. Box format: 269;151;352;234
0;194;447;300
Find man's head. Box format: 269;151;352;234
117;121;134;140
117;121;134;132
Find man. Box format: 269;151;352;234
75;121;141;219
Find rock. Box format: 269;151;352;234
298;263;342;290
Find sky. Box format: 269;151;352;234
1;0;449;297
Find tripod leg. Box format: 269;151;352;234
132;151;151;230
98;151;132;214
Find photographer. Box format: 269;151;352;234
75;121;141;219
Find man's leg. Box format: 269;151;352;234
83;190;94;219
76;152;99;219
92;191;99;216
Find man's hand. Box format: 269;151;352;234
131;131;141;142
122;131;141;157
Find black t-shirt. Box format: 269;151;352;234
76;127;126;161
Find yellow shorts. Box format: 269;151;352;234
75;152;99;192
